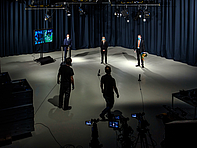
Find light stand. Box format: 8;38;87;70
138;74;145;113
133;74;156;148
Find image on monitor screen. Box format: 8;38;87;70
34;28;53;45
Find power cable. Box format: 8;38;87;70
34;83;57;116
34;84;83;148
35;123;83;148
35;123;63;147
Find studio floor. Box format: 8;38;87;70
1;47;197;148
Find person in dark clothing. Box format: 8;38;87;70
57;58;74;110
134;34;145;68
63;34;72;60
100;66;119;120
100;36;108;64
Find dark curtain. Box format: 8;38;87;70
0;0;197;66
0;0;69;56
146;0;197;65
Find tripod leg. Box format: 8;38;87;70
140;136;143;148
134;133;140;148
144;135;149;148
140;136;146;148
147;130;155;148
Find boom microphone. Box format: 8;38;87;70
97;69;100;76
138;74;141;81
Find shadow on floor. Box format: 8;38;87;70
48;95;59;107
48;95;74;122
74;52;89;57
48;108;74;122
112;52;136;61
122;52;136;61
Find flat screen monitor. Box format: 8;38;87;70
33;28;53;45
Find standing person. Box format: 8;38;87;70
100;36;108;64
134;34;145;68
100;66;119;120
63;34;72;60
57;57;74;110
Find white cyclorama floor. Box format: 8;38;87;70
1;47;197;148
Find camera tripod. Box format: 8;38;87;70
134;127;155;148
89;119;103;148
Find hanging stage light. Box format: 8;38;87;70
44;10;52;22
134;9;142;20
79;7;86;15
120;7;130;23
144;10;150;18
114;8;122;17
65;7;71;16
126;17;129;23
44;14;50;21
133;5;150;22
78;3;86;16
67;11;71;16
121;9;129;18
114;8;119;16
143;10;150;22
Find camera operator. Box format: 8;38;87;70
57;57;74;110
100;66;119;120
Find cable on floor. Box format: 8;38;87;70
35;123;63;147
35;123;83;148
34;83;57;116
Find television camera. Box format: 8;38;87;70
85;111;134;148
131;112;155;148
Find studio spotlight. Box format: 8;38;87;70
66;7;71;17
144;11;150;18
134;9;142;21
121;8;129;22
114;8;121;17
67;11;71;17
44;15;49;21
44;10;52;22
114;9;119;16
121;9;129;18
79;7;86;15
116;13;122;17
143;18;146;22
